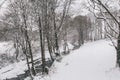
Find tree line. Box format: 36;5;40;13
0;0;94;79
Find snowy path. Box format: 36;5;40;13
35;40;120;80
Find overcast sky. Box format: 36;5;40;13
0;0;119;17
0;0;8;16
0;0;89;17
71;0;90;16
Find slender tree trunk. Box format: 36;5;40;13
54;13;59;54
63;25;69;54
22;45;33;80
46;36;54;61
27;37;36;76
14;36;19;62
117;25;120;67
23;14;36;76
38;16;46;73
78;28;84;47
80;29;84;44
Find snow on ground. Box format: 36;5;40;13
34;40;120;80
0;60;27;80
0;40;120;80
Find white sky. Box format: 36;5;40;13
0;0;92;17
0;0;89;17
71;0;90;16
0;0;8;16
0;0;119;17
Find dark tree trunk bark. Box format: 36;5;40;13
55;32;59;53
78;29;84;47
46;36;54;61
20;23;33;79
22;46;33;80
27;37;36;76
38;16;46;73
54;13;59;55
117;25;120;67
80;29;84;45
23;14;36;76
14;36;19;62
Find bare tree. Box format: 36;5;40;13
89;0;120;67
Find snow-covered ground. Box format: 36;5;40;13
0;41;74;80
1;40;120;80
34;40;120;80
0;41;14;55
0;60;27;79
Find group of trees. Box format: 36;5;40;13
4;0;120;79
73;15;92;46
87;0;120;68
0;0;75;79
0;0;94;79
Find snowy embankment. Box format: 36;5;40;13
0;41;74;80
34;40;120;80
0;61;27;79
0;40;120;80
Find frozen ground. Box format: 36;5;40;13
0;41;73;80
34;40;120;80
0;60;27;79
0;40;120;80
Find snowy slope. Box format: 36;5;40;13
0;40;120;80
0;60;27;80
34;40;120;80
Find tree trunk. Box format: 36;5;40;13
22;45;33;80
78;28;84;47
46;36;54;61
54;13;60;55
23;14;36;76
117;25;120;67
80;29;84;45
38;16;46;73
27;38;36;76
63;25;69;54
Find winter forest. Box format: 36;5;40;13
0;0;120;80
